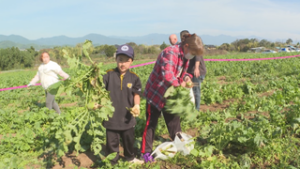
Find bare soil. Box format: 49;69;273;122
200;98;237;112
0;133;17;141
259;90;276;97
45;128;200;169
60;102;78;108
160;128;199;141
216;76;248;85
52;151;97;169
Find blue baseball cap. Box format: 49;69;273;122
116;44;134;60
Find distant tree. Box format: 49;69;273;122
160;41;168;50
22;52;34;67
143;47;149;54
26;46;39;65
231;38;259;52
231;38;252;51
104;45;116;57
286;38;293;45
274;41;284;47
247;41;258;48
148;46;159;54
270;43;275;48
258;39;271;47
0;47;36;70
27;46;38;56
126;42;137;48
218;43;230;51
250;38;259;43
135;44;146;54
93;45;106;55
49;47;62;64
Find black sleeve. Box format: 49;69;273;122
195;55;201;62
132;76;142;95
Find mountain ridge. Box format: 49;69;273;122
0;33;265;49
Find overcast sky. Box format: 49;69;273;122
1;0;299;42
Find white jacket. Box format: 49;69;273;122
30;61;69;89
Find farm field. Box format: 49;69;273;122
1;52;300;168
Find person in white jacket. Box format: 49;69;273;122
28;52;69;114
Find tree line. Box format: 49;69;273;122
0;38;298;71
0;46;38;71
218;38;298;52
0;42;162;71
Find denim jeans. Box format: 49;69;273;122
192;75;205;110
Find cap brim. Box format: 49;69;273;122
116;53;134;60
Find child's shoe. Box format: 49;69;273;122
129;158;144;164
142;153;154;163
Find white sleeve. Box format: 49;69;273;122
58;70;70;79
53;62;63;74
30;72;40;85
53;62;69;79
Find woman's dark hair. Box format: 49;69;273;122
180;30;190;42
181;33;205;56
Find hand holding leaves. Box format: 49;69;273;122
127;104;140;117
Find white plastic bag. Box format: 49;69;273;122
189;88;195;104
174;132;194;156
151;142;177;160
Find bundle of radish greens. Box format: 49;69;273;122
47;40;114;156
164;86;198;121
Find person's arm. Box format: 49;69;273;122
133;76;142;103
131;76;142;117
182;59;193;86
28;72;40;86
194;61;200;78
134;93;140;105
131;94;140;117
132;75;142;95
161;50;181;87
194;56;201;78
53;63;70;80
58;70;70;80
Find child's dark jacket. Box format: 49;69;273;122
102;68;142;130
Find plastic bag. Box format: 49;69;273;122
189;88;195;104
174;132;194;156
151;142;177;160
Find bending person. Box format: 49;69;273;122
141;33;205;162
28;52;69;114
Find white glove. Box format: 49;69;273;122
130;104;140;117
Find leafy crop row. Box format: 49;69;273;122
0;51;300;168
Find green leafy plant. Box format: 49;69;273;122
164;86;197;120
47;40;115;156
